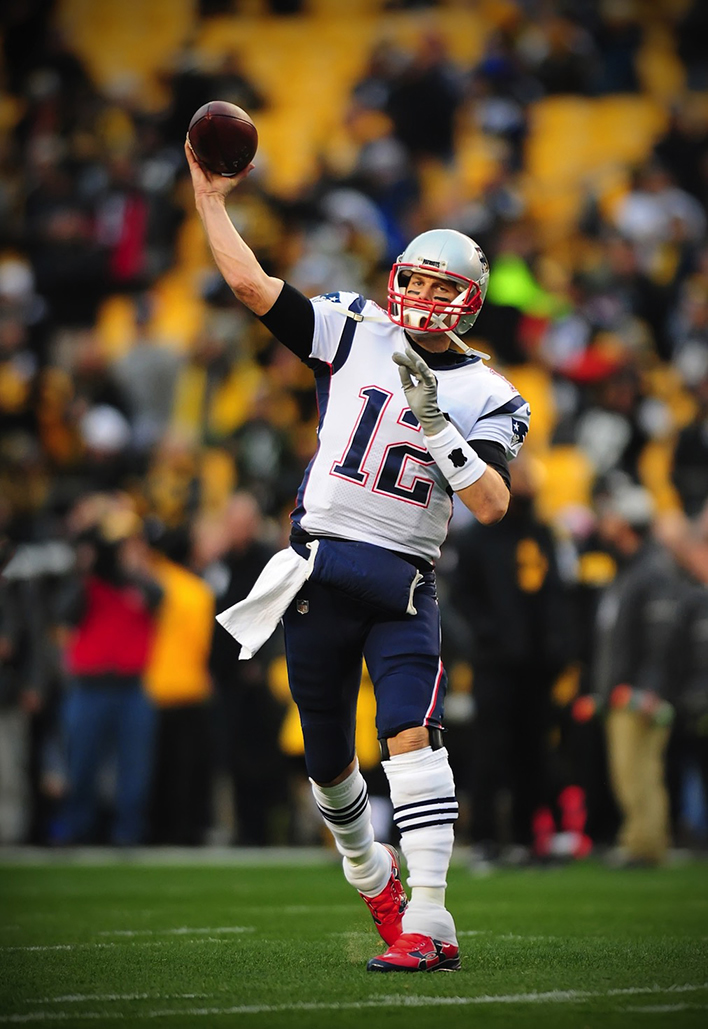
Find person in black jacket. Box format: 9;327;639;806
198;491;282;845
656;507;708;849
450;456;574;861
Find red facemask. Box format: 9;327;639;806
386;262;483;333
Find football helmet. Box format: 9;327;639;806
387;229;489;336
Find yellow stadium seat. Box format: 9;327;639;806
149;271;205;351
57;0;196;102
503;364;556;451
535;445;595;522
199;447;237;515
638;440;683;514
96;295;137;360
636;25;686;100
525;95;667;233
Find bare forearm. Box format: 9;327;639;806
457;466;509;524
195;194;283;315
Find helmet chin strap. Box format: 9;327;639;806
427;310;490;360
444;328;490;361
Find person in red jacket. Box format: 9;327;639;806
55;499;163;845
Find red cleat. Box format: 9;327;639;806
358;845;408;945
367;932;461;972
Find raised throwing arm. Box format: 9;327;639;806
185;139;283;316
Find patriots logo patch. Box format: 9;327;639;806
511;418;529;447
448;448;468;468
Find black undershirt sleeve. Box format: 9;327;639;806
257;281;315;362
468;439;511;491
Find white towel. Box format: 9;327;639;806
215;541;319;660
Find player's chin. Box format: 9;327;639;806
405;329;451;353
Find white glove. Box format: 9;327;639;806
392;343;447;436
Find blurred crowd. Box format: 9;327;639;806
0;0;707;863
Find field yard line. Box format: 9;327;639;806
28;996;213;1005
626;1004;708;1013
2;982;708;1022
1;940;233;952
97;927;254;937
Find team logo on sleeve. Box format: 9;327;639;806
312;291;342;304
511;417;529;448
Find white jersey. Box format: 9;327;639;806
292;291;530;563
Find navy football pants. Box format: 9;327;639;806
282;573;447;784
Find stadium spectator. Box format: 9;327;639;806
53;497;163;845
143;522;215;846
671;360;708;519
185;138;529;972
532;13;598;97
656;509;708;849
592;479;683;866
0;576;34;843
450;455;575;866
111;301;182;454
384;30;464;163
197;491;283;846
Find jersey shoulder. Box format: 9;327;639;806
466;363;530;457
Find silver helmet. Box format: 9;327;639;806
387;228;489;335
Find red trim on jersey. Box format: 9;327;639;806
424;659;445;724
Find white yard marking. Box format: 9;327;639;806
1;940;233;952
28;996;212;1005
280;905;352;914
626;1004;708;1013
2;982;707;1023
97;927;254;937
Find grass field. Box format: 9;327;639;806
0;851;707;1028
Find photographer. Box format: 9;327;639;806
54;496;163;846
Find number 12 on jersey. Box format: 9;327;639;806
331;386;437;507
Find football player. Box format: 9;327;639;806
186;141;530;972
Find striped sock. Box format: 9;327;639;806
383;746;458;943
310;764;390;894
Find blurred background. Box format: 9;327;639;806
0;0;707;865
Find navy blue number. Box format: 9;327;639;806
332;386;390;483
375;444;436;505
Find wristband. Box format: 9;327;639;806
424;422;486;491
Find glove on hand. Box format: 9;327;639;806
392;343;447;436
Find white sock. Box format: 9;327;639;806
310;764;390;895
383;746;458;944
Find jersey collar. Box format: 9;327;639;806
405;333;480;370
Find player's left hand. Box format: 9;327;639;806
392;344;447;436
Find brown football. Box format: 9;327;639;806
188;101;258;177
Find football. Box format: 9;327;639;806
187;101;258;177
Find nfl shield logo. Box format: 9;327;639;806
296;599;309;615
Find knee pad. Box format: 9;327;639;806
379;726;444;761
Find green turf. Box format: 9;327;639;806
1;855;707;1028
